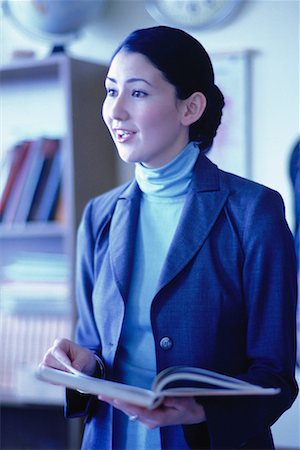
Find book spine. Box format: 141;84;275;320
13;138;52;223
29;139;62;222
1;139;41;224
0;148;16;202
0;141;31;222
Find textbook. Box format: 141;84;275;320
36;364;280;409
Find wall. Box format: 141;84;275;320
1;0;299;229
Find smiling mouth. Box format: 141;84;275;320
115;129;135;142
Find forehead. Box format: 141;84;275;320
107;51;165;84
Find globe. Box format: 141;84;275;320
3;0;107;50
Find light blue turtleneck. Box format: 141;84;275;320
113;142;199;450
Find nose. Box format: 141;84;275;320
110;94;129;121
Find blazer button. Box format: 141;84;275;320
159;336;173;350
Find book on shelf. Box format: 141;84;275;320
1;251;70;314
0;141;31;221
36;364;280;410
53;192;65;223
0;137;62;224
1;280;70;315
1;139;40;223
2;251;68;283
28;139;62;222
0;145;18;202
14;137;61;223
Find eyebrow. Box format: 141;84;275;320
106;76;153;87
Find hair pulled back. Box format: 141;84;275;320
113;26;225;152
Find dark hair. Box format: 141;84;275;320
112;26;225;152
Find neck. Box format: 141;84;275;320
135;142;199;198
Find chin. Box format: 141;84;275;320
117;151;139;165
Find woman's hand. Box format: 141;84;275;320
40;337;97;376
98;394;206;429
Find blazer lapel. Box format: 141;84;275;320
157;155;229;292
109;181;141;303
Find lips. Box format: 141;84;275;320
114;129;135;143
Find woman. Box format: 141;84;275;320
42;26;298;449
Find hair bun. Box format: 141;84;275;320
190;84;225;152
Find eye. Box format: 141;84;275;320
132;90;148;98
106;87;117;97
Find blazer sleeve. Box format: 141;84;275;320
65;184;129;419
65;199;106;419
202;187;298;449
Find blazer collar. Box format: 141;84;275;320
154;154;228;293
109;180;140;302
191;152;220;192
109;154;229;301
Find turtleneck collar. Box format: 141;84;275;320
135;142;200;198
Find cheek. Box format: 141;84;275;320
143;106;181;139
140;104;177;133
101;100;110;128
140;110;160;131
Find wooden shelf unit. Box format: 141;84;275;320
0;54;116;448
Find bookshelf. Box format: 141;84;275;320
0;54;116;448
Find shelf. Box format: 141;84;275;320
1;56;116;448
0;52;117;419
0;54;66;78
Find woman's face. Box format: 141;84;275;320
102;50;190;168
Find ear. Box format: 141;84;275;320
181;92;207;127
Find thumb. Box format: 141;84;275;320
72;351;96;375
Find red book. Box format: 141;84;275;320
0;141;31;221
0;149;14;200
1;139;43;224
13;138;60;223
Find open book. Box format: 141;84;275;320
36;364;280;409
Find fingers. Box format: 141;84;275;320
98;395;142;415
162;396;192;409
41;338;96;376
97;395;206;428
98;395;155;426
41;338;72;371
162;397;206;424
71;347;95;374
97;396;170;429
